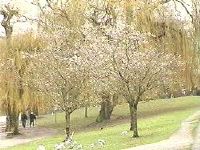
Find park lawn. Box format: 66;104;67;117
7;107;199;150
5;96;200;150
36;96;200;131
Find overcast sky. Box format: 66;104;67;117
0;0;193;37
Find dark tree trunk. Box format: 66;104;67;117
12;114;19;135
129;102;139;138
65;111;71;140
5;98;11;132
96;94;118;123
5;92;12;132
6;102;19;135
11;101;19;135
85;107;88;118
96;99;114;123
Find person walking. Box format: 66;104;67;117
21;112;28;128
29;112;36;127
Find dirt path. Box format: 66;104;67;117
192;121;200;150
0;124;58;149
126;111;200;150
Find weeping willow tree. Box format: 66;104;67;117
0;47;20;134
0;3;35;134
190;1;200;94
0;33;43;134
133;0;200;96
128;1;199;96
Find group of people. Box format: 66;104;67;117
21;112;36;128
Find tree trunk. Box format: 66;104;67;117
85;107;88;118
11;101;19;135
12;114;19;135
54;111;57;123
65;111;71;140
129;102;139;138
6;105;19;135
96;99;114;123
6;101;11;132
96;94;118;123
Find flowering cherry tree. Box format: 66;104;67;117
27;22;99;139
82;24;183;137
109;27;183;137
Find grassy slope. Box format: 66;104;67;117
7;96;200;150
37;96;200;131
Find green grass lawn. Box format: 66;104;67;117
7;108;199;150
6;96;200;150
37;96;200;131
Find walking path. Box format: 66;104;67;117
192;120;200;150
126;111;200;150
0;116;58;149
0;116;6;137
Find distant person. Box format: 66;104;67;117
29;112;36;127
21;113;28;128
